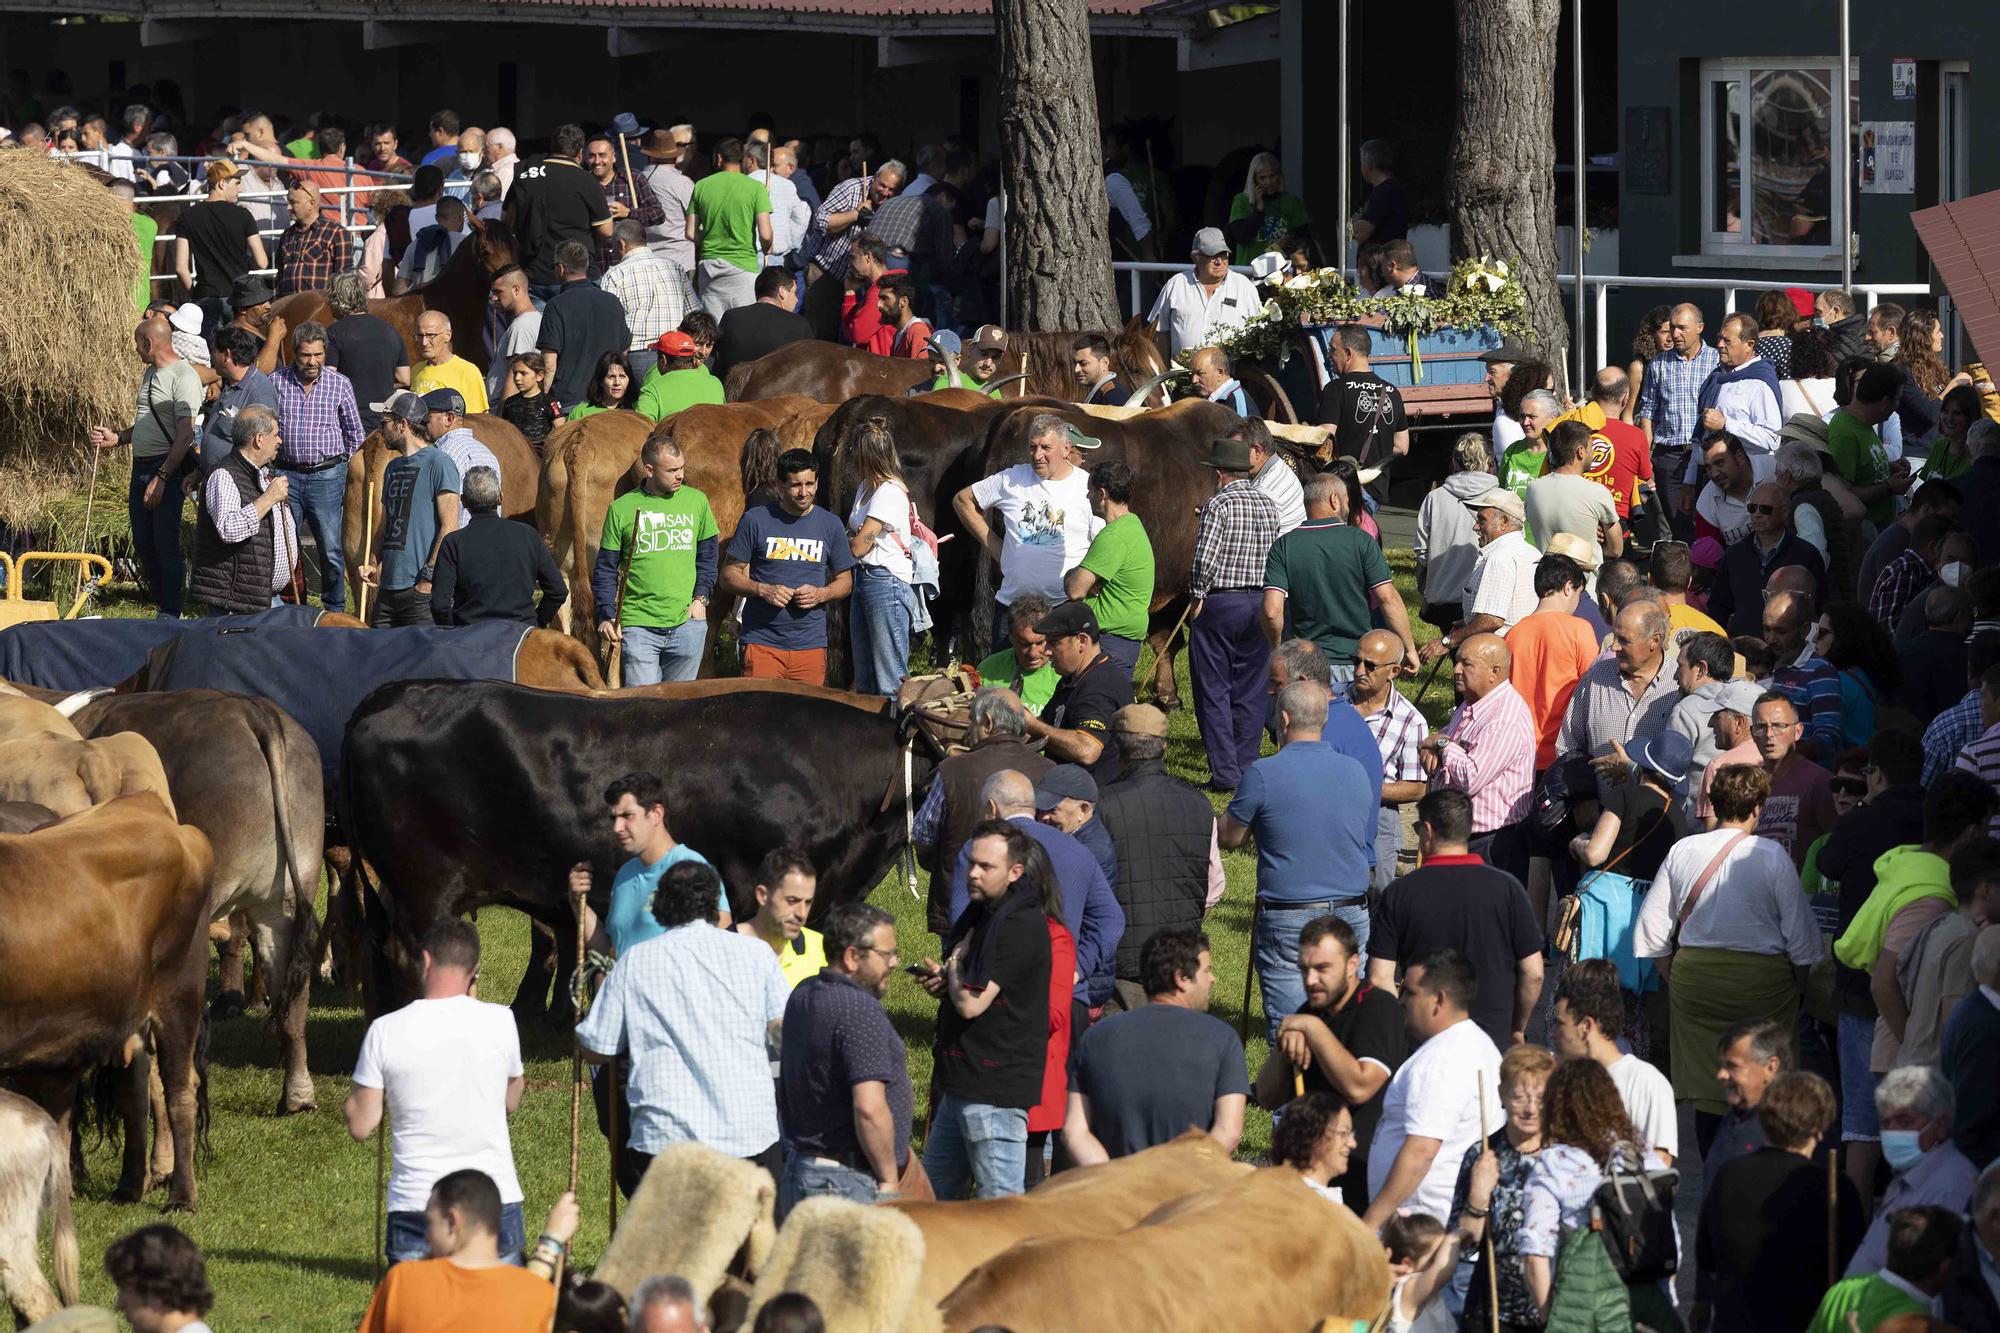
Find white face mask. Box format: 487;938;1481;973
1941;561;1970;588
458;151;481;171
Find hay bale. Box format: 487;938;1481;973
0;150;144;530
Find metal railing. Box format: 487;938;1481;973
1109;261;1934;374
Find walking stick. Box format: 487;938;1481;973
1015;351;1028;398
76;434;106;607
603;530;634;688
558;906;587;1299
1237;898;1262;1045
608;1053;621;1234
618;133;638;222
1827;1148;1838;1292
1477;1071;1498;1333
358;481;376;623
371;1116;386;1285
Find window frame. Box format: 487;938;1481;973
1697;56;1856;261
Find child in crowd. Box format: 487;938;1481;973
496;353;555;455
1381;1212;1464;1333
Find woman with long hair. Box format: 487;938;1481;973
564;350;637;420
1225;151;1312;265
844;419;918;696
1453;1044;1558;1333
1626;308;1672;425
1518;1058;1677;1328
1922;383;1982;481
1817;602;1902;747
740;427;784;512
1893;308;1965;441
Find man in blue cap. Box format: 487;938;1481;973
420;387;501;529
360;390;463;626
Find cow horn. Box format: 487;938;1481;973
979;372;1031;395
1125;364;1191;408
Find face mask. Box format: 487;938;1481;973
1812;315;1828;330
459;152;481;171
1941;561;1970;588
1880;1129;1926;1173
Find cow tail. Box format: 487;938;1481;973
193;1005;212;1162
44;1120;79;1306
250;699;318;1034
564;428;594;641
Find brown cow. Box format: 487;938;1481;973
0;795;215;1209
935;1167;1391;1332
0;729;176;819
889;1131;1250;1313
0;1089;78;1324
72;692;325;1115
0;695;81;742
340;414;542;615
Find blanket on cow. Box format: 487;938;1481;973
142;621;532;787
0;606;327;691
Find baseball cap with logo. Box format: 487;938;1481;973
970;324;1009;354
1192;227;1230;257
928;328;964;359
420;387;466;416
371;389;428;425
654;330;697;357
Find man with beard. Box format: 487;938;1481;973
1252;914;1405;1211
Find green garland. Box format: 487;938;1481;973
1216;255;1533;366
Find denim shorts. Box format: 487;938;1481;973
385;1199;526;1266
1838;1011;1881;1141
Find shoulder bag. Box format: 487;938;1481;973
1666;830;1749;954
1592;1141;1680;1284
1553;802;1669;961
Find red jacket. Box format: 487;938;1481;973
1028;921;1076;1134
841;282;894;356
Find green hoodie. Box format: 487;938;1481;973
1833;845;1954;972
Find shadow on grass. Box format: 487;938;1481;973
204;1247;381;1284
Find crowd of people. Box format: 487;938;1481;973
14;75;2000;1333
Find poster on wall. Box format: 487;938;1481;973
1860;121;1917;194
1893;57;1917;101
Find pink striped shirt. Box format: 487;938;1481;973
1431;678;1537;833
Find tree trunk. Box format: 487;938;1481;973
995;0;1121;332
1448;0;1568;391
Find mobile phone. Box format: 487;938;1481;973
904;963;938;978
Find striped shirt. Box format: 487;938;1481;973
1772;648;1843;758
1925;689;1985;785
1190;479;1280;597
1432;679;1537;833
1955;721;2000;837
600;247;697;352
1636;345;1720;446
1467;529;1542;630
271;365;364;469
576;921;789;1157
1352;684;1428;786
804;176;870;278
1555;653;1682;795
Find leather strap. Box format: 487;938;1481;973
1669;830;1749;952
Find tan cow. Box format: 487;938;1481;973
889;1131;1250;1313
0;695;81;742
0;1089;78;1324
0;729;175;819
937;1167;1392;1332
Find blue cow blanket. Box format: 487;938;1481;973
0;607;327;691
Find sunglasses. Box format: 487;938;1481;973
1830;778;1867;796
1357;658;1401;673
1745;504;1779;516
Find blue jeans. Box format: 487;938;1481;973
921;1094;1028;1201
850;564;914;696
385;1200;526;1266
776;1153;879;1223
1255;900;1371;1046
1372;806;1403;894
622;619;706;685
1838;1011;1882;1141
127;454;188;616
1100;632;1142;682
276;463;347;612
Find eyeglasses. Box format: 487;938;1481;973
1745;504;1779;516
1749;722;1796;734
855;944;900;961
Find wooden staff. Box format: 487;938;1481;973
1016;350;1028;398
357;481;376;623
618;132;638;220
371;1117;386;1285
1478;1070;1498;1333
1237;898;1261;1045
77;431;106;607
1826;1148;1838;1291
557;903;587;1298
604;533;634;688
608;1054;621;1234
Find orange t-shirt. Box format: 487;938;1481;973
358;1258;556;1333
1505;609;1603;769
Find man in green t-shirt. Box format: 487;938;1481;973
115;180;158;313
595;435;719;684
1260;471;1420;676
1827;364;1914;529
1064;460;1155;681
687;136;774;320
977;593;1060;717
1806;1203;1958;1333
636;330;726;423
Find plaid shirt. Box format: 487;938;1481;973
274;216;352;296
866;191;953;267
1637;345;1721;447
1190;479;1280;597
1352;684;1428;785
1432;679;1536;833
804;176;870;278
271;366;364;469
576;921;789;1157
1555;652;1682;796
1925;688;1985;785
595;168;665;271
600;247;697;351
1868;548;1933;632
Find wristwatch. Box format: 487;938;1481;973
417;564;435;582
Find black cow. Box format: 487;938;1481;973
339;679;936;1018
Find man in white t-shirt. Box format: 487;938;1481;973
1146;228;1263;359
1362;948;1504;1230
345;918;528;1264
953;412;1103;648
1551;957;1678;1164
1693;431;1776;548
486;268;544;403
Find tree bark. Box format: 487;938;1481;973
1448;0;1568;391
995;0;1122;331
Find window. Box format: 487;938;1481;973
1700;59;1856;258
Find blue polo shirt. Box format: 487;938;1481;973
1322;696;1386;800
605;844;729;955
1226;740;1375;905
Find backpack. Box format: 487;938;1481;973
1592;1143;1679;1285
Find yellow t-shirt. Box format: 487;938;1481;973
413;355;491;416
359;1257;555;1333
777;927;828;989
1666;600;1726;646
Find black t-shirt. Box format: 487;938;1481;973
1073;1004;1249;1158
933;888;1051;1109
326;314;409;430
505;156;612;285
1294;983;1405;1209
1600;782;1682;881
1045;651;1133;784
1368;856;1542;1050
537;281;631;409
713;301;815;380
1316;371;1408;485
1357;176;1409;243
179;200;260;299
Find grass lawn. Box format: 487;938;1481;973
42;556;1451;1328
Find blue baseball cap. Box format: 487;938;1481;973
928;328;964;359
421;387;466;415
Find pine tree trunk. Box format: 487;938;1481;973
1449;0;1568;391
995;0;1122;332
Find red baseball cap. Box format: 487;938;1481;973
654;330;697;356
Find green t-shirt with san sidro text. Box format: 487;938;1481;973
689;170;774;274
1078;512;1156;642
600;484;719;630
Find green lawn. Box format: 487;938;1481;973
42;560;1451;1328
